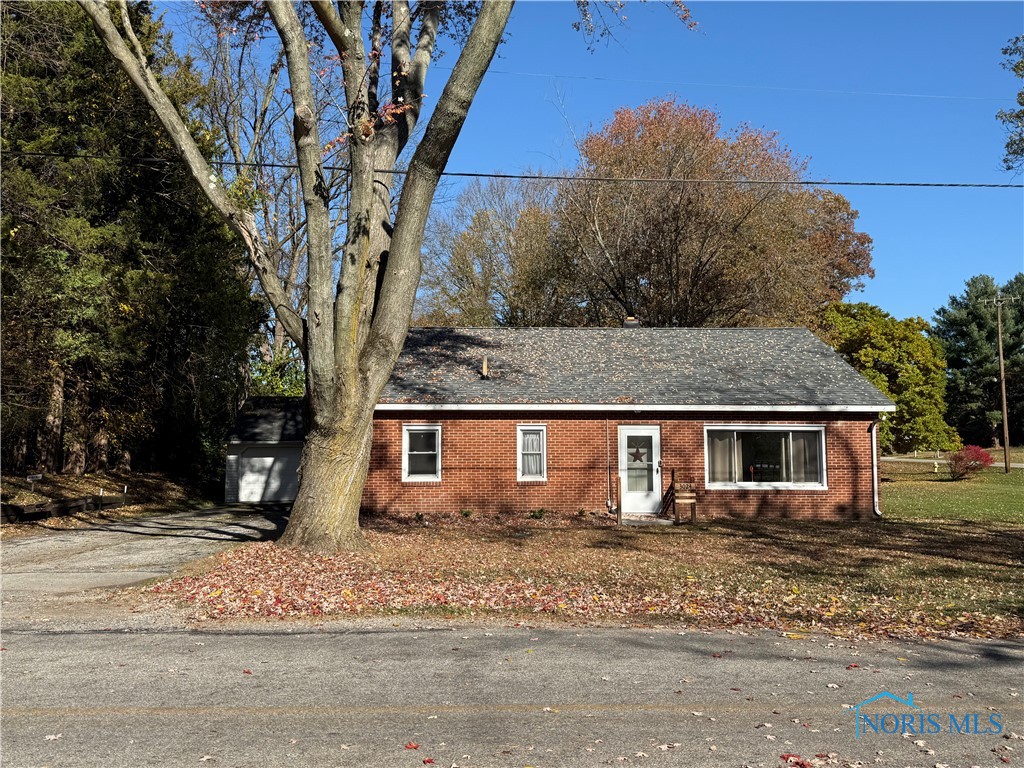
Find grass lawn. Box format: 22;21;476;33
144;466;1024;640
881;461;1024;522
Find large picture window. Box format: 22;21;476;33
403;425;441;481
517;424;547;481
705;426;825;488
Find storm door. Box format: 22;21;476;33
618;425;662;514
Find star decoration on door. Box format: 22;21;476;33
629;446;646;463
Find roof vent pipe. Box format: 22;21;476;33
481;355;490;379
622;316;641;328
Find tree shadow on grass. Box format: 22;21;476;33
705;518;1024;619
712;517;1024;571
10;505;291;544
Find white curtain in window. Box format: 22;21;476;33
707;431;735;483
791;431;821;483
521;430;543;477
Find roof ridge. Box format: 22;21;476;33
412;326;812;331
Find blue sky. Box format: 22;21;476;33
431;1;1024;322
163;1;1023;323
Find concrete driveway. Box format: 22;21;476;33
1;506;287;624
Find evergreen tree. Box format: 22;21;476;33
1;1;261;483
932;274;1024;447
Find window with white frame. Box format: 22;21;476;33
705;425;826;488
517;424;547;481
402;424;441;481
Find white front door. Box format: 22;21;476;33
618;425;662;515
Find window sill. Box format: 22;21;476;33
705;482;828;492
402;477;442;484
517;477;547;484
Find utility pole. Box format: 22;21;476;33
982;290;1019;473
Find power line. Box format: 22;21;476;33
437;66;1004;103
7;150;1023;189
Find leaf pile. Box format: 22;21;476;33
144;517;1024;640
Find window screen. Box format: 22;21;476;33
404;425;441;480
518;425;546;480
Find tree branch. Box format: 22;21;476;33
310;0;368;126
267;0;338;418
391;0;441;152
363;0;514;386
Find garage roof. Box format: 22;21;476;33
229;397;304;443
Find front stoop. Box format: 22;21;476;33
619;514;675;526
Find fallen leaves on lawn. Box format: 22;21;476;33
141;519;1024;641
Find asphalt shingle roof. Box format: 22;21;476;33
229;396;305;442
230;327;893;441
380;327;893;409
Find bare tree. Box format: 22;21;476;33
76;3;698;551
184;8;330;367
418;177;580;326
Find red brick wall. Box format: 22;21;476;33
362;411;880;520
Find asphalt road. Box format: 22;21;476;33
2;510;1022;768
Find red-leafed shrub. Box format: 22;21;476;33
946;445;995;480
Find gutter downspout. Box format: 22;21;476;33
605;419;612;511
870;419;882;517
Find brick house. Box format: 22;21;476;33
226;327;895;520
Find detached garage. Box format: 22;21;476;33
225;397;304;503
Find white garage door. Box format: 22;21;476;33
238;446;301;503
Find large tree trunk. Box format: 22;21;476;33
65;440;86;475
11;431;29;473
79;0;514;551
278;407;375;552
38;367;64;472
115;448;132;473
87;425;109;473
63;379;88;476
